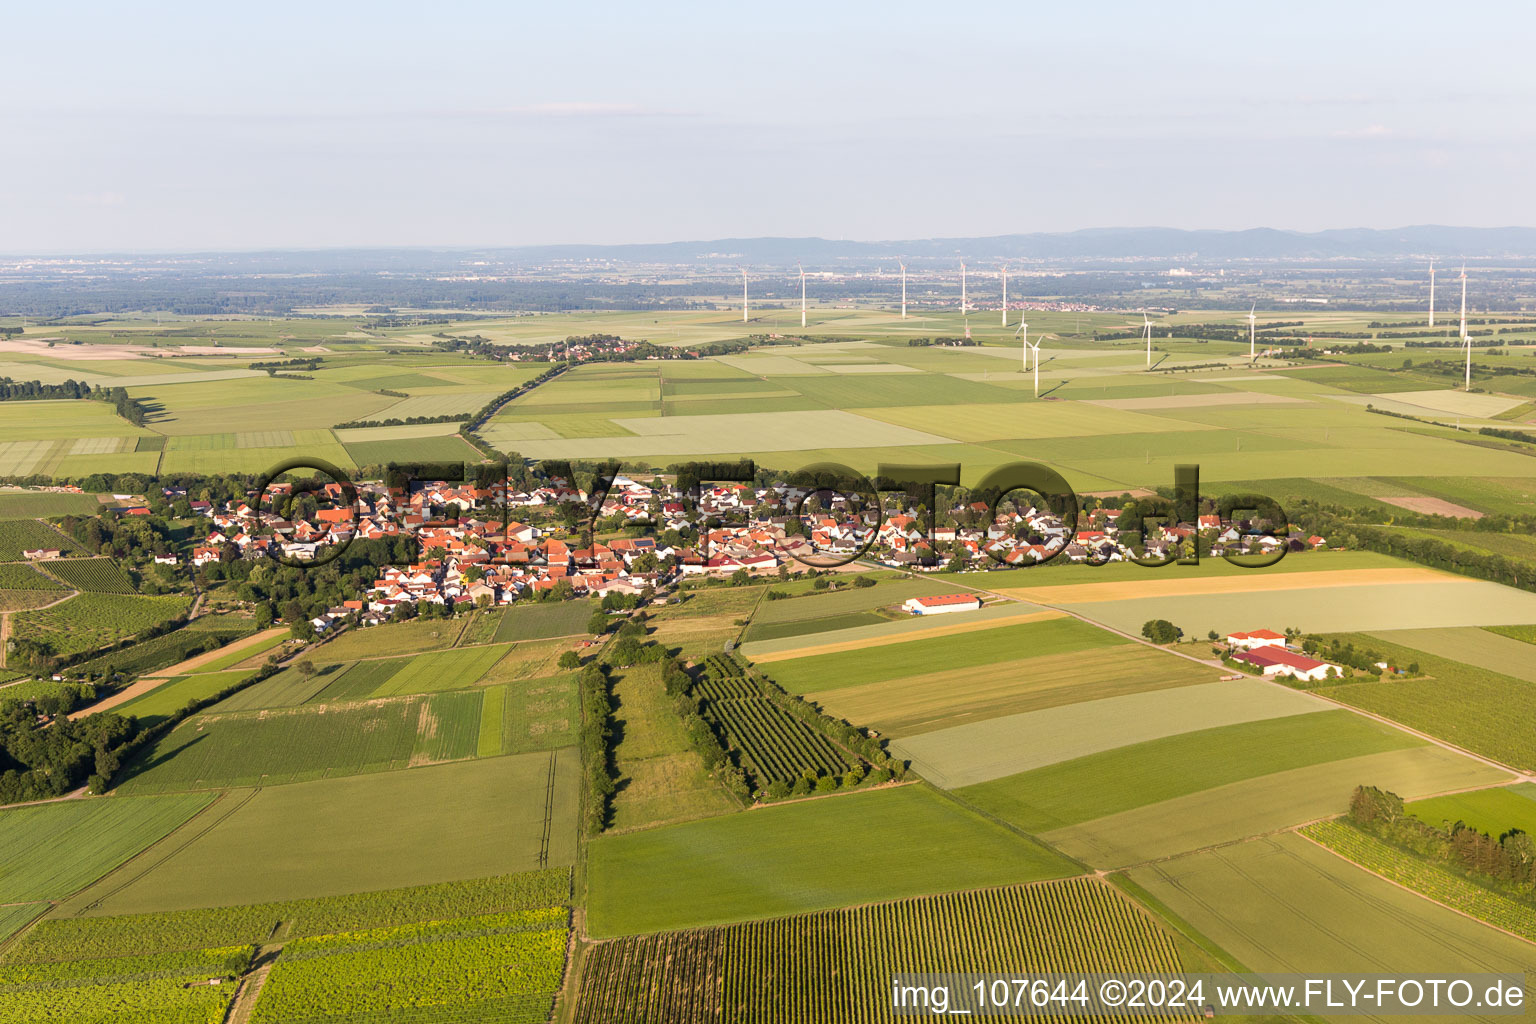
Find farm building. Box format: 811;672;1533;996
1231;647;1336;682
902;593;982;616
1225;628;1286;650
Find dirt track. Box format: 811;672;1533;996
67;626;286;720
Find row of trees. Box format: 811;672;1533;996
1350;786;1536;890
1292;501;1536;594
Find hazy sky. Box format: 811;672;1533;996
5;1;1535;251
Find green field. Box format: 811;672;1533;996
0;490;102;519
809;642;1220;738
79;751;577;914
892;678;1328;789
958;710;1425;833
747;577;957;625
368;643;511;696
308;616;468;660
0;793;213;904
586;785;1076;937
608;663;740;832
114;670;255;728
205;663;333;711
1315;632;1536;772
492;599;600;642
117;692;485;793
0;904;44;944
1407;783;1536;837
756;615;1125;694
1047;745;1509;868
1367;625;1536;684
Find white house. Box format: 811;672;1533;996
1232;647;1336;682
902;593;982;616
1225;628;1286;650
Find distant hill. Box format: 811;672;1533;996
496;226;1536;264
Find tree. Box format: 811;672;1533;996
558;650;581;670
1141;619;1182;645
813;576;830;590
296;659;316;679
853;575;875;588
588;610;610;635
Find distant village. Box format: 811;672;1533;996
74;472;1333;636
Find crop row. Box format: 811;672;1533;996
701;653;744;678
7;869;571;962
693;674;758;702
250;928;568;1023
0;563;64;591
710;697;850;784
0;945;250;989
281;908;568;961
15;593;191;659
573;878;1190;1024
247;995;554;1024
1301;820;1536;943
0;974;236;1023
41;557;136;594
722;879;1186;1023
0;519;78;561
574;929;723;1024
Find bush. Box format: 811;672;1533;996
558;650;581;670
853;575;876;588
815;775;838;794
1141;619;1182;644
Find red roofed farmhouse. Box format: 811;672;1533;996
1231;647;1337;682
902;593;982;616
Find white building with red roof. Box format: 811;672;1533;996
902;593;982;616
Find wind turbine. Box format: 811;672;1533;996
1142;312;1153;367
1248;303;1257;360
1000;264;1009;327
899;259;908;319
1428;261;1436;328
1029;338;1042;396
959;261;968;314
1460;264;1471;390
741;269;748;323
1015;319;1029;370
798;263;807;329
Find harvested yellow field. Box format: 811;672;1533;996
994;567;1449;605
748;609;1065;664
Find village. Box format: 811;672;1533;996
110;472;1332;638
